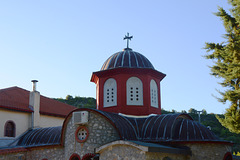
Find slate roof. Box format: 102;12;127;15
0;126;62;150
0;109;229;152
15;127;61;147
96;110;222;143
0;87;76;117
101;48;155;71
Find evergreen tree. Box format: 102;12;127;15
205;0;240;133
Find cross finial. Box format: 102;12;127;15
123;33;133;48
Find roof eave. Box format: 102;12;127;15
0;105;33;113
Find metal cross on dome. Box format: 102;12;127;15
123;33;133;48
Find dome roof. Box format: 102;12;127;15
5;126;62;148
101;48;154;71
98;111;220;142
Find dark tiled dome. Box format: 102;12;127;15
2;126;62;149
98;111;220;142
101;48;154;71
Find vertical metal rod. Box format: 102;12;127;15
196;110;203;123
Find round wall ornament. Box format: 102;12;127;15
75;126;89;143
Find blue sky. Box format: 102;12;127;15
0;0;232;114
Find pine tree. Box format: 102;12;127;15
205;0;240;134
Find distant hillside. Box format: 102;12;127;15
55;95;240;152
54;95;96;109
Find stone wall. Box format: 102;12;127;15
97;143;189;160
99;144;147;160
26;147;64;160
185;143;232;160
146;152;189;160
64;111;120;159
0;147;64;160
96;140;232;160
0;152;26;160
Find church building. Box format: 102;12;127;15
0;34;233;160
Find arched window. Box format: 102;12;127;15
150;79;158;108
69;153;80;160
126;77;143;105
104;78;117;107
4;121;16;137
223;152;232;160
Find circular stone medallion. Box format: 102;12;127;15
75;126;89;143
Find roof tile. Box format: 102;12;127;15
0;87;76;117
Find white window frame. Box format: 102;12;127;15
150;79;158;108
104;78;117;107
126;77;143;105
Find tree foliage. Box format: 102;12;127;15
188;108;197;114
205;0;240;134
202;109;207;115
54;95;96;109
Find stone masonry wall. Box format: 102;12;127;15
146;152;189;160
99;144;147;160
98;144;189;160
186;143;232;160
0;147;64;160
0;152;26;160
26;147;64;160
64;111;120;159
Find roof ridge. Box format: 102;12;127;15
0;86;76;117
0;86;30;93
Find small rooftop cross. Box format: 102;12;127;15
123;32;133;48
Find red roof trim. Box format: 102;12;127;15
0;107;67;118
0;147;28;155
0;105;32;113
40;112;67;118
0;145;63;155
91;68;166;82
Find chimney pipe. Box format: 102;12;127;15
29;80;40;129
31;80;38;92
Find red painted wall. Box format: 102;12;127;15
91;68;165;116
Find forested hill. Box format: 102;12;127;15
55;95;240;152
54;95;96;109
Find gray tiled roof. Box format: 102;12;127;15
2;126;61;149
101;48;154;71
98;110;220;142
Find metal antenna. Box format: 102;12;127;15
196;110;203;123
